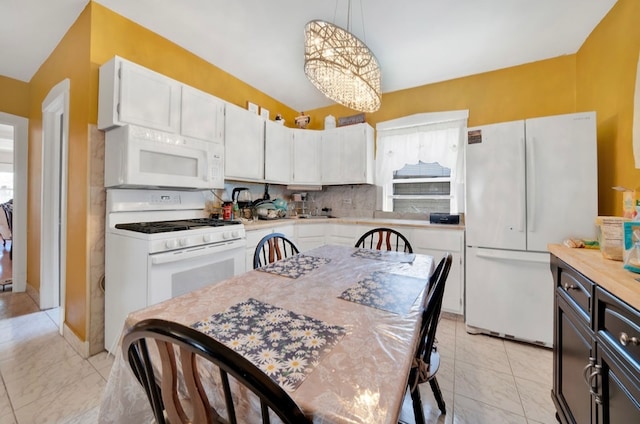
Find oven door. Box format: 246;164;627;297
147;239;246;305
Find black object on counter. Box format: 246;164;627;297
430;213;460;224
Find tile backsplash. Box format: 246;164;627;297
218;182;378;218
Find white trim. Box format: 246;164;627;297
0;112;28;292
376;110;469;132
41;79;70;335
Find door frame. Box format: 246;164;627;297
40;79;69;333
0;112;27;293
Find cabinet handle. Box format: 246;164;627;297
588;365;603;405
582;357;596;386
619;332;640;346
563;283;577;291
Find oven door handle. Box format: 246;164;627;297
151;241;244;265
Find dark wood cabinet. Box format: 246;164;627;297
551;255;640;424
554;291;596;424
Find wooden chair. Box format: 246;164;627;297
407;253;452;423
355;227;413;253
253;233;300;269
122;318;311;424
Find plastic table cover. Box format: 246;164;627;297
97;244;434;424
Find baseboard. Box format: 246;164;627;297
26;283;39;305
63;323;90;358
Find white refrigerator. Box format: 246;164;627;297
465;112;598;346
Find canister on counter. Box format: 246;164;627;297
222;203;232;220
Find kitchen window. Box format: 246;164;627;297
376;110;468;215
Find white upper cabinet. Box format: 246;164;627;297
224;104;265;181
98;56;181;132
180;85;225;143
322;123;374;185
292;129;321;184
264;120;293;184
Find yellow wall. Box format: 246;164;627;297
88;3;298;125
0;76;29;118
307;55;577;130
576;0;640;216
28;5;92;339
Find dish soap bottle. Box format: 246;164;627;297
232;200;239;220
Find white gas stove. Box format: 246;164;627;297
104;189;246;353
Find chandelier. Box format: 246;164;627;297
304;6;381;113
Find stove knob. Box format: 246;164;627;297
232;230;240;238
203;234;213;243
179;238;188;247
165;239;177;249
222;231;230;240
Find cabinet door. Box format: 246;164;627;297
341;124;373;184
181;86;225;143
265;121;293;184
296;223;326;252
596;343;640;424
411;228;464;314
225;104;264;181
118;60;181;132
321;128;342;184
554;291;595;424
292;129;321;184
321;124;374;185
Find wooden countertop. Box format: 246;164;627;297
243;216;465;231
548;244;640;311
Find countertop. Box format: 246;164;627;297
548;244;640;311
241;216;465;231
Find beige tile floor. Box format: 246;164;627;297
398;313;556;424
0;292;555;424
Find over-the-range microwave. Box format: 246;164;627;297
104;124;224;189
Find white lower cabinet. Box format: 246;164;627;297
325;223;368;247
410;228;465;315
295;223;327;252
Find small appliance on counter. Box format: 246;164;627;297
430;213;460;224
232;187;252;209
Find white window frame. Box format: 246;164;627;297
376;110;468;213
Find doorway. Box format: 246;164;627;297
0;112;27;294
40;79;69;334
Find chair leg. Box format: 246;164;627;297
429;377;446;414
410;386;426;424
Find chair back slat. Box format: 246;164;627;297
355;227;413;253
254;233;300;269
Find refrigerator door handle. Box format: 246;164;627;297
518;137;526;233
528;136;537;233
475;248;549;263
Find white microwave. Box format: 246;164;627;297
104;125;224;189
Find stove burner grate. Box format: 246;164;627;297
115;218;241;234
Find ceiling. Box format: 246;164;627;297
0;0;617;112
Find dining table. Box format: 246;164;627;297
98;244;435;424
